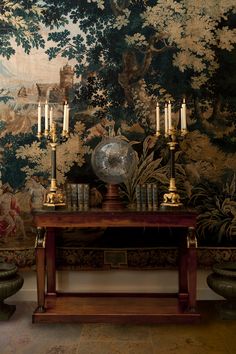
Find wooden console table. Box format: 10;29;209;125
32;208;200;323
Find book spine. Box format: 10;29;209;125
152;183;158;210
147;183;153;210
141;184;147;210
65;183;72;210
83;184;90;210
135;184;141;210
77;184;84;210
70;183;78;210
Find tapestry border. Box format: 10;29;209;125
1;247;236;271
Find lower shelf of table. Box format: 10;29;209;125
32;294;201;324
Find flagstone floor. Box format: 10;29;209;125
0;301;235;354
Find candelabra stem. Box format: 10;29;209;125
43;142;66;209
50;143;57;191
161;132;183;208
170;145;175;180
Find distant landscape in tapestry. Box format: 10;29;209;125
1;1;236;253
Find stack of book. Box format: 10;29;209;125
66;183;90;210
135;183;158;210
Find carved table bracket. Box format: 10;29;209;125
187;226;198;248
35;227;46;248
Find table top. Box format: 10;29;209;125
32;207;197;228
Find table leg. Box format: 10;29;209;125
35;227;46;313
187;226;198;312
178;231;189;309
46;228;56;295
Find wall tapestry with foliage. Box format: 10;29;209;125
0;1;236;270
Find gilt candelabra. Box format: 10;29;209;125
155;99;187;208
37;101;69;209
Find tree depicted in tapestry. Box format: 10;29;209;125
0;0;236;248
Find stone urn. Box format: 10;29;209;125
0;262;24;320
207;262;236;319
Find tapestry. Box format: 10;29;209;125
1;1;236;269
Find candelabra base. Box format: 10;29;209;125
43;190;66;210
43;203;66;210
161;191;183;208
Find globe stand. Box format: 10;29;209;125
102;184;124;210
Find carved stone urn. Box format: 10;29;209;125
0;262;24;320
207;262;236;319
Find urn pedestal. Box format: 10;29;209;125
207;262;236;319
0;263;24;320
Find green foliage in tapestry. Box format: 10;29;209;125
0;0;45;59
190;175;236;245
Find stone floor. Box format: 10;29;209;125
0;301;235;354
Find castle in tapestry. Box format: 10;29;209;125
36;64;74;102
17;64;74;103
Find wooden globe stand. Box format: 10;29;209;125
102;184;124;210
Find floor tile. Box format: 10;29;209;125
151;334;227;353
80;323;151;342
77;340;154;354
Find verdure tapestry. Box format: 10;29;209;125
1;1;236;270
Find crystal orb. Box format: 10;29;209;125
91;137;136;184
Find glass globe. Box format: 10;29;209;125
91;137;136;184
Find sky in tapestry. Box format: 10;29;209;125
0;1;236;247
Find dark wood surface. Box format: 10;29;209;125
33;208;197;228
32;208;200;324
33;295;200;324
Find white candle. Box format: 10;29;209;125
49;107;53;129
156;102;160;133
66;105;70;132
37;102;41;133
164;103;168;135
168;101;172;131
63;102;67;131
45;101;49;131
181;98;187;130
